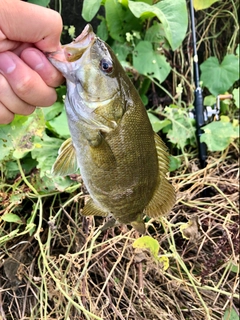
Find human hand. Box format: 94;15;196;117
0;0;64;124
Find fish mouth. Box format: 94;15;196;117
46;24;96;63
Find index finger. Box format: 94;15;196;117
0;0;63;52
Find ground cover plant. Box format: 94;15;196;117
0;0;239;319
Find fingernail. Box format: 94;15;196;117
0;53;16;74
26;49;45;71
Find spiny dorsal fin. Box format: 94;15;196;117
82;198;108;217
51;138;78;176
154;133;170;176
144;133;176;218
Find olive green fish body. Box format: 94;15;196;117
48;25;175;232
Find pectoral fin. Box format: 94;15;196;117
51;138;78;176
89;133;117;170
82;198;108;217
144;133;176;218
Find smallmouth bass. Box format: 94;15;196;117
47;24;175;233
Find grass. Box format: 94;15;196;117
0;144;239;320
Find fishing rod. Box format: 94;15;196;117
189;0;207;169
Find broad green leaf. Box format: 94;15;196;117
5;157;37;179
0;109;45;161
129;0;188;50
42;101;64;121
144;22;169;49
111;41;132;62
32;133;63;177
148;112;171;132
2;213;22;224
105;0;141;43
164;107;196;149
148;113;162;132
48;109;70;139
133;41;171;83
28;0;50;6
193;0;219;10
223;307;239;320
82;0;102;21
97;19;109;41
32;173;77;193
133;236;169;270
203;95;216;106
232;88;239;108
169;156;181;172
200;55;239;96
133;236;160;259
201;119;239;151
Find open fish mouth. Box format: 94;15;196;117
46;24;96;63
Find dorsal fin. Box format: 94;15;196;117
51;138;78;176
144;133;176;218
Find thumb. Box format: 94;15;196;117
0;0;63;52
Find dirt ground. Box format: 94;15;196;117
0;145;239;319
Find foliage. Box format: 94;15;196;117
0;88;75;191
193;0;219;11
133;235;169;270
200;54;239;96
201;116;239;152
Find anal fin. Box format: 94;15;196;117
82;198;108;217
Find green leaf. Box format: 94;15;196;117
133;236;160;259
32;133;63;177
5;157;37;179
42;101;64;121
82;0;102;21
144;22;169;49
133;236;169;270
111;41;132;62
169;156;181;172
201;119;239;151
0;109;45;161
232;88;239;108
203;95;216;106
133;40;171;83
223;307;239;320
105;0;141;43
28;0;50;6
2;213;22;224
200;55;239;96
164;107;196;149
193;0;219;10
129;0;188;50
47;109;70;139
147;112;171;132
97;19;109;41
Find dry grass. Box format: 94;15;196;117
0;146;239;320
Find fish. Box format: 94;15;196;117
47;24;175;233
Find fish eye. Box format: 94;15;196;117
100;59;113;74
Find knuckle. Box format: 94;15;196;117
15;75;34;96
